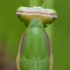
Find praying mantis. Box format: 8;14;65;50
16;0;57;70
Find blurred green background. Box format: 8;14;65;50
0;0;70;70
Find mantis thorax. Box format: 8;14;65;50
28;18;44;29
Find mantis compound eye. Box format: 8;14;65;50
16;7;24;17
53;13;57;20
16;11;21;17
51;9;57;20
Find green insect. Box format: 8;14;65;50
16;0;57;70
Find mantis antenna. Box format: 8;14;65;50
42;0;47;7
30;0;47;7
30;0;33;7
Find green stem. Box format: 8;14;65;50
45;0;54;44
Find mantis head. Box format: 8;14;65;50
16;0;57;28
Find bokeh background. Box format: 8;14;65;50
0;0;70;70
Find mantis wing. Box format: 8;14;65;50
45;33;54;70
16;32;26;70
16;18;53;70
